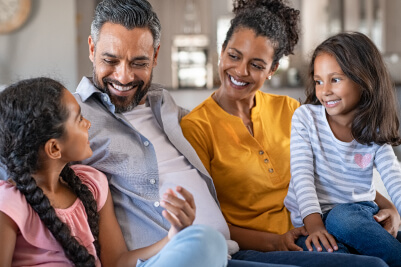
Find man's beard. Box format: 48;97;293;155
92;69;152;113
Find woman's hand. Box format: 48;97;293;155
160;186;196;240
277;226;308;251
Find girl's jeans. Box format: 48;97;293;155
296;201;401;267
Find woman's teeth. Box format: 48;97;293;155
230;76;247;86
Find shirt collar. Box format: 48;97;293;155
76;76;116;113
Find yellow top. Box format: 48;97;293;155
181;90;300;234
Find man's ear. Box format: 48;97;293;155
43;139;62;160
88;35;95;63
153;44;161;67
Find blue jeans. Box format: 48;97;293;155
297;202;401;267
138;225;297;267
137;225;228;267
232;249;388;267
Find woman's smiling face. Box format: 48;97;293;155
218;28;276;101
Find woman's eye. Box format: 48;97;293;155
228;54;238;60
251;63;264;70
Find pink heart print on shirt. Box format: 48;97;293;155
354;153;372;168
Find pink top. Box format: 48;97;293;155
0;165;108;267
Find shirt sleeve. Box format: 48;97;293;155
290;106;322;220
70;165;109;211
374;144;401;215
181;114;213;175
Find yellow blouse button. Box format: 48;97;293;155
269;168;274;173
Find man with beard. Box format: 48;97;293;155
72;0;389;266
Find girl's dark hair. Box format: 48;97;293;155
305;32;401;145
223;0;300;71
0;77;100;266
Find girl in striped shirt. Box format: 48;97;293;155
284;32;401;267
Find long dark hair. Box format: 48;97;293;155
0;77;100;266
223;0;300;71
305;32;401;145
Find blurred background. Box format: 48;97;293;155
1;0;401;126
1;0;401;92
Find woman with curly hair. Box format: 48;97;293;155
0;77;228;267
181;0;395;266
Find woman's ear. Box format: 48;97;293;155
267;63;280;79
43;139;62;160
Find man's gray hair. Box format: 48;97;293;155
91;0;161;51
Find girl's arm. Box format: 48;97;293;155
228;224;307;252
0;211;17;267
99;186;195;267
374;191;401;237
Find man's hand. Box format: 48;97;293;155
160;186;196;240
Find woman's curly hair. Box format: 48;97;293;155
223;0;300;71
0;77;100;266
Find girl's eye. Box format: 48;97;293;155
314;80;323;85
79;115;84;122
332;78;341;83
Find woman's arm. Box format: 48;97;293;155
228;224;307;252
374;191;401;237
0;211;17;267
99;186;195;267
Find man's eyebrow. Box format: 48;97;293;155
101;52;117;58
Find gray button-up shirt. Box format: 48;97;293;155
74;77;219;250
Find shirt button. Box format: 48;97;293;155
103;96;108;102
259;150;264;155
269;168;274;173
154;201;160;207
150;179;156;184
264;159;269;163
144;141;150;146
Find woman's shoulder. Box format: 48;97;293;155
258;91;300;110
181;95;217;123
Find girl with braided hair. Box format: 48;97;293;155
0;77;228;266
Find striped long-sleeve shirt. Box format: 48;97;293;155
284;104;401;227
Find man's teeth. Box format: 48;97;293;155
230;76;247;86
327;100;340;105
112;83;134;92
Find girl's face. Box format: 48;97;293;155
314;52;362;124
59;89;92;162
218;28;276;101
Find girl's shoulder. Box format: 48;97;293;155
70;164;108;211
0;180;62;250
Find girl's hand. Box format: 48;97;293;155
374;191;401;237
305;229;338;252
303;213;338;252
278;226;308;251
160;186;196;240
374;207;401;237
